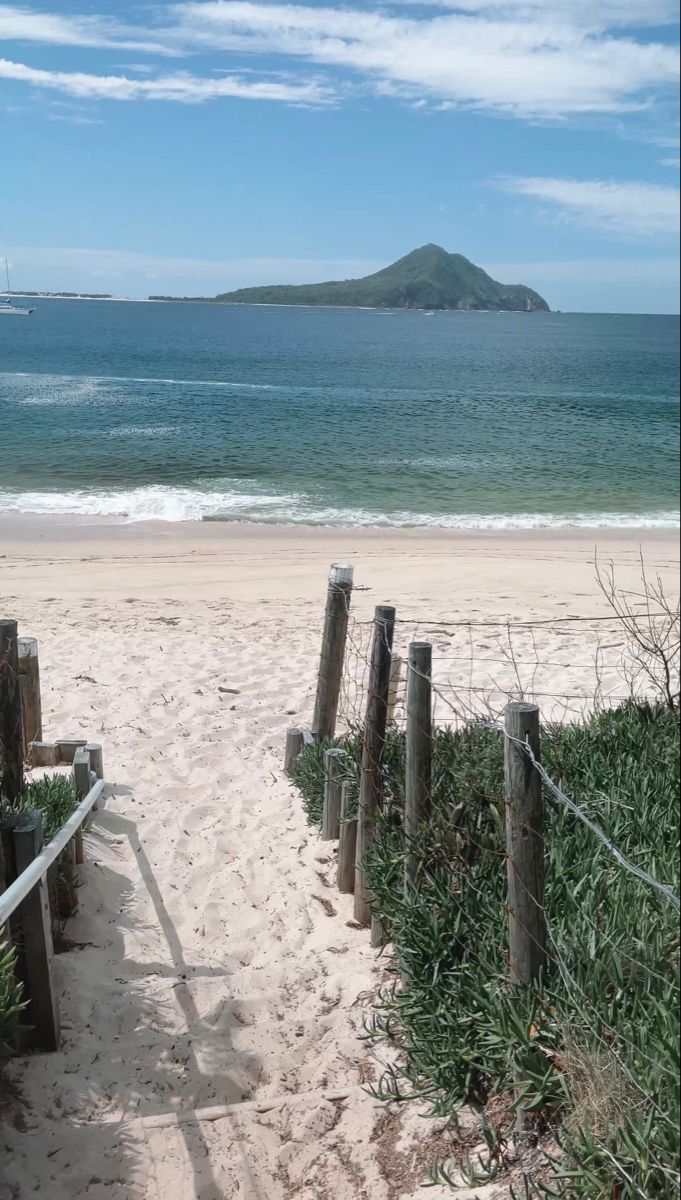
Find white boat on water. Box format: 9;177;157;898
0;259;35;316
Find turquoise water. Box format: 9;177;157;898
0;300;678;526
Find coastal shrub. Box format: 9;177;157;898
292;703;680;1197
0;774;79;1059
17;774;78;843
0;942;25;1057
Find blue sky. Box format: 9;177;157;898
1;0;679;311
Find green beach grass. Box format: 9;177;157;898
291;703;680;1196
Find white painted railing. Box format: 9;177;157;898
0;779;105;926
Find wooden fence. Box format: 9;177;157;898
285;565;547;986
0;618;106;1052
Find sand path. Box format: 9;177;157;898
0;524;677;1199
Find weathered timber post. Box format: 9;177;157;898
505;702;546;1133
312;564;354;742
0;620;24;805
56;739;87;765
386;655;403;726
0;811;19;934
504;703;546;986
12;812;61;1051
405;643;433;893
73;747;91;800
85;743;105;810
322;749;345;841
337;781;357;894
85;742;104;780
354;605;396;927
17;637;42;754
73;748;91;866
284;728;305;775
54;838;78;920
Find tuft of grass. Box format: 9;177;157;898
292;703;680;1197
17;774;78;843
0;942;25;1058
0;774;80;1054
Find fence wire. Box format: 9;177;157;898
323;586;680;1197
337;606;668;733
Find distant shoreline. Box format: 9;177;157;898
0;512;678;542
7;295;677;315
145;298;548;313
10;293;554;313
13;292;546;312
10;293;159;304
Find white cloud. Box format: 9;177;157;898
498;176;680;235
0;1;678;119
5;245;383;294
660;156;681;168
0;4;171;52
168;1;679;117
484;254;680;310
397;0;679;24
484;257;680;283
0;57;333;104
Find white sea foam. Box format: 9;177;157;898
16;379;105;407
105;425;181;438
2;371;280;398
0;486;300;524
0;486;677;529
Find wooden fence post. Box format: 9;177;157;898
12;812;61;1051
0;620;24;805
73;747;91;800
386;655;403;726
504;703;546;985
354;605;396;927
73;748;91;866
337;782;357;894
322;749;345;841
405;643;433;893
85;742;104;780
85;743;105;810
17;637;42;754
312;564;354;742
0;811;19;928
284;728;305;775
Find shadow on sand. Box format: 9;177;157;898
2;803;272;1200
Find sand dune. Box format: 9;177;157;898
0;521;677;1199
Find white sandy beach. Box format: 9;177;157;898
0;520;678;1200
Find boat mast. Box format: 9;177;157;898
4;258;10;300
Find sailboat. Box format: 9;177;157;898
0;259;35;316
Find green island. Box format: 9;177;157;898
149;244;550;311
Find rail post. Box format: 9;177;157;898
312;564;354;742
12;812;60;1051
337;781;357;894
405;643;433;893
322;749;345;841
504;703;546;985
73;747;91;865
284;728;305;775
85;742;104;780
85;743;105;809
354;605;396;927
0;620;24;805
386;654;403;726
17;637;42;754
505;700;549;984
505;702;546;1132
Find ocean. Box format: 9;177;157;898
0;299;678;528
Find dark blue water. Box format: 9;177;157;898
0;300;678;526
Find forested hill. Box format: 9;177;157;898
150;245;550;311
